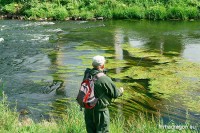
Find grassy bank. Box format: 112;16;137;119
0;93;198;133
0;0;200;20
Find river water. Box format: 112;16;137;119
0;20;200;124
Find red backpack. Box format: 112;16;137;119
76;72;105;109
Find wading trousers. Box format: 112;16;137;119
84;108;110;133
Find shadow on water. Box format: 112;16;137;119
110;75;200;125
124;51;159;67
124;77;162;101
110;76;161;119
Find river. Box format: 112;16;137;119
0;20;200;125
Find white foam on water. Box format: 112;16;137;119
46;28;63;32
1;25;8;31
28;34;50;42
0;38;4;42
23;21;55;27
77;21;88;24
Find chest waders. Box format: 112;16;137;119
84;107;110;133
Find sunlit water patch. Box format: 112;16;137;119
46;28;63;33
182;44;200;63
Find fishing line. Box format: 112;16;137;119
137;56;144;66
117;56;146;103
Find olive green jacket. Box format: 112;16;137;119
83;68;122;110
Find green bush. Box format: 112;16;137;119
186;6;199;19
95;8;112;19
112;4;128;19
146;5;167;20
69;9;80;18
25;3;51;19
167;0;186;6
2;3;22;14
66;0;81;10
24;3;68;20
186;0;199;6
53;6;69;20
126;5;145;19
79;9;94;20
25;7;46;19
167;5;199;20
112;4;145;19
167;5;187;20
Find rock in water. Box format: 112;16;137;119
42;80;63;94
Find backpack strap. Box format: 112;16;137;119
83;68;92;80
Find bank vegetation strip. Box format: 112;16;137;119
0;93;199;133
0;0;200;20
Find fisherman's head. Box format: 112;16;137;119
92;55;106;70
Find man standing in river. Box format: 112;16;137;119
83;55;124;133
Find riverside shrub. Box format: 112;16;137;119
127;6;145;19
186;6;199;19
3;3;22;14
145;5;167;20
79;10;94;20
113;6;128;19
167;6;187;20
53;6;69;20
95;6;113;19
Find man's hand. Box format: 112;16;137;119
119;87;124;93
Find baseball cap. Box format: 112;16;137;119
92;55;106;67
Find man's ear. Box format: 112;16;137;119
100;65;105;69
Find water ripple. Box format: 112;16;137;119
22;22;55;27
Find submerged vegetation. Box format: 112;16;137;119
0;0;200;20
119;44;200;112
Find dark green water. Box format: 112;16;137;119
0;20;200;124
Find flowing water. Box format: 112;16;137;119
0;20;200;125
